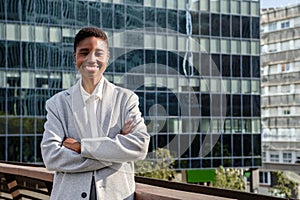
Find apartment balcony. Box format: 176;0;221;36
0;162;296;200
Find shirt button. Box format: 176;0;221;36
81;192;87;198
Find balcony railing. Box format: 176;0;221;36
0;162;295;200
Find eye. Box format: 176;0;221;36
80;52;89;55
95;51;104;57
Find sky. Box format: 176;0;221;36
260;0;300;8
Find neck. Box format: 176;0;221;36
82;77;102;94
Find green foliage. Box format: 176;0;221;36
269;171;298;198
211;166;246;191
134;148;175;181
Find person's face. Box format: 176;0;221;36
74;36;109;82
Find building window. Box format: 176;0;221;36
295;17;300;27
270;153;279;162
281;63;290;72
262;152;266;162
283;152;292;163
281;21;290;29
283;110;290;115
296;156;300;163
268;43;277;53
268;22;277;31
259;171;270;185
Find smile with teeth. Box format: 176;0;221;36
84;65;100;72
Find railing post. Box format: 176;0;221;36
4;174;22;200
45;181;53;196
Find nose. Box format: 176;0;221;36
86;51;97;64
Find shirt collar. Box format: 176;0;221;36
80;78;104;103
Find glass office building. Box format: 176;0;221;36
0;0;261;169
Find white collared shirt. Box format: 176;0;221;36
80;78;104;138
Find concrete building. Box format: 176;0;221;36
260;3;300;186
0;0;261;172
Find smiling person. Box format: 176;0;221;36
41;27;150;200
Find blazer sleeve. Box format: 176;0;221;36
81;93;150;163
41;99;112;173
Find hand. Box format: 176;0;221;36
62;137;81;153
120;118;136;135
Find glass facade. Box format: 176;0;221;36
0;0;261;169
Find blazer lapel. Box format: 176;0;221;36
98;78;115;137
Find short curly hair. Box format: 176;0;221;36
74;27;108;52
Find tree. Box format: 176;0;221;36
134;148;175;181
210;166;246;191
269;171;299;198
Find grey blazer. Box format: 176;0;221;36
41;78;150;200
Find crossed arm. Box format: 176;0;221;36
62;118;136;153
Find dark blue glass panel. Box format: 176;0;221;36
35;43;48;69
242;95;251;117
0;136;5;159
168;10;177;32
179;10;185;34
21;1;34;22
200;13;209;35
145;7;155;28
253;134;261;156
49;1;62;24
252;95;260;117
62;45;74;70
232;95;241;117
232;55;241;77
222;55;231;76
0;89;6;112
89;2;101;27
102;3;113;29
22;89;35;115
0;42;5;68
36;136;43;162
126;5;144;29
223;134;232;157
243;134;252;156
7;0;20;20
252;56;260;77
211;14;220;36
232;15;240;38
8;137;20;161
49;43;62;69
157;8;166;29
22;42;35;69
242;55;250;77
114;4;125;29
222;14;230;37
252;17;260;39
242;16;250;38
76;1;88;26
7;42;21;68
0;1;5;20
63;1;76;25
201;94;210;116
191;11;199;35
35;0;49;23
126;49;144;71
22;136;35;162
226;94;232;116
233;134;242;156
